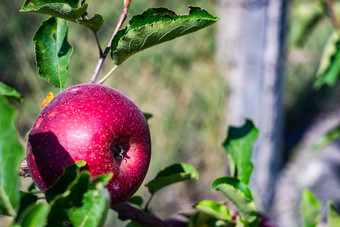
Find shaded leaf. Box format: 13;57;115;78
145;163;198;195
34;17;73;88
111;6;220;65
47;171;110;227
315;31;340;88
328;202;340;227
143;112;153;121
301;189;321;227
0;94;25;216
45;161;86;203
77;14;104;32
222;119;259;184
20;0;103;32
194;200;231;221
126;221;147;227
314;123;340;149
0;82;23;102
20;203;50;227
211;177;257;223
127;195;143;208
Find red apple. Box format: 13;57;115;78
26;83;151;207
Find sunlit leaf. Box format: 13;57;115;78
0;81;23;102
188;211;234;227
19;203;50;227
145;163;198;195
0;92;25;216
34;17;73;88
194;200;231;221
20;0;103;32
314;123;340;149
15;192;38;223
328;201;340;227
301;189;321;227
211;177;257;223
222;119;259;184
315;31;340;88
111;6;220;65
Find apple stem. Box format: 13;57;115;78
90;0;131;83
97;64;119;84
113;202;171;227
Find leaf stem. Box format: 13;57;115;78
326;0;340;30
144;194;154;211
112;202;171;227
97;65;118;84
90;0;131;83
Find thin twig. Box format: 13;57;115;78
90;0;131;83
112;202;171;227
97;65;119;84
326;0;340;30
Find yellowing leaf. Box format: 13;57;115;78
42;92;54;108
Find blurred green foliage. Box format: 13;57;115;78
285;0;340;156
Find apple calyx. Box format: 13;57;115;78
112;144;127;160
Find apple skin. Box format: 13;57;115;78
26;83;151;207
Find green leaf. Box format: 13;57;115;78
33;17;73;88
194;200;231;221
301;190;321;227
143;112;153;121
328;202;340;227
126;221;147;227
20;0;103;32
77;14;104;32
127;195;144;208
47;171;110;227
15;192;38;223
0;94;25;216
111;6;220;65
313;123;340;149
0;82;23;102
291;2;326;47
222;119;259;184
45;161;86;203
19;203;50;227
145;163;199;195
315;31;340;88
188;211;234;227
211;177;257;223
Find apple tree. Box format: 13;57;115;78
1;0;340;227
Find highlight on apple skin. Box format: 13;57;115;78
26;83;151;207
